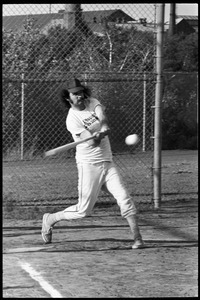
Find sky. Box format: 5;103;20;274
2;3;198;23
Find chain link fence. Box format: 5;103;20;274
3;4;157;210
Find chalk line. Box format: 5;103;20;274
19;261;63;298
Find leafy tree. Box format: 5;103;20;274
178;33;198;72
163;33;198;72
2;17;96;155
2;15;198;154
162;73;197;149
3;19;43;78
2;80;21;153
98;24;154;72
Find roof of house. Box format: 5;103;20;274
82;9;135;23
3;13;59;32
176;15;198;28
177;15;198;20
3;9;135;33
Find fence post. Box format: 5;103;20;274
153;4;165;209
21;73;24;160
142;70;147;152
197;72;198;126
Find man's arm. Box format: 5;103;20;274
78;129;98;147
78;105;110;147
94;104;110;135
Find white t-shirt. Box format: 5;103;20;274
66;97;113;164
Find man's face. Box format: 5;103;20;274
69;90;85;110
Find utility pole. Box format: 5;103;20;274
153;4;165;209
169;3;176;36
75;4;82;23
63;4;76;30
63;4;82;30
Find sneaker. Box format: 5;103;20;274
41;213;53;244
132;238;144;249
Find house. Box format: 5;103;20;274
3;9;135;36
82;9;135;24
80;9;136;36
176;15;198;34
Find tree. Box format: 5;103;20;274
162;73;198;149
163;33;198;72
2;18;43;78
178;33;198;72
3;14;198;154
98;24;154;72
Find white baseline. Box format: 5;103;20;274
19;261;63;298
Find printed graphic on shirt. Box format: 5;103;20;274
82;112;99;131
66;98;102;135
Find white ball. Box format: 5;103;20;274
125;134;139;146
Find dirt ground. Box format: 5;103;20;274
3;197;198;298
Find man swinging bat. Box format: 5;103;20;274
41;78;144;249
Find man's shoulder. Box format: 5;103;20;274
66;108;78;122
87;97;100;109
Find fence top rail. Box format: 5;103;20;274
3;71;156;83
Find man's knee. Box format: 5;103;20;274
119;198;138;218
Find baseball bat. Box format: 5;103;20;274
44;134;97;157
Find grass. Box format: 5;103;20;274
3;150;198;220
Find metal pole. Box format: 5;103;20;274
169;3;176;36
21;73;24;160
197;73;198;149
153;4;165;209
142;70;147;152
197;73;198;125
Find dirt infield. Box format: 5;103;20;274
3;198;198;298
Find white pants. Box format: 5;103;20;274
63;161;137;219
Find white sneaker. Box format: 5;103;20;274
41;213;53;244
132;238;144;249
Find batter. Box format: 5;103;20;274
41;78;144;249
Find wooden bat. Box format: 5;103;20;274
44;134;98;157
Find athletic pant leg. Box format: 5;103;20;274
104;162;137;218
63;162;104;219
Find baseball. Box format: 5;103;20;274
125;134;139;146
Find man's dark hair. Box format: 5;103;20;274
60;86;92;108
